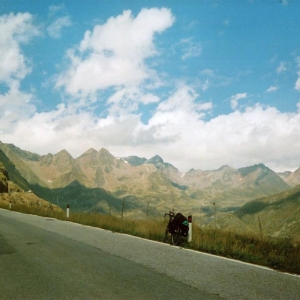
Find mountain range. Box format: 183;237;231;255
0;141;299;240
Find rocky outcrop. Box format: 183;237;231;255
0;162;9;193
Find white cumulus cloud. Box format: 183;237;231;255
0;82;36;134
0;12;39;136
0;12;40;85
55;8;175;98
2;83;300;173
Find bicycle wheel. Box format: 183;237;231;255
163;227;169;243
171;227;181;245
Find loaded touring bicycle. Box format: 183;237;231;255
163;211;189;245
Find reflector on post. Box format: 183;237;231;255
188;215;192;242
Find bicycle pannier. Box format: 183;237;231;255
174;213;189;237
174;213;187;226
181;226;189;237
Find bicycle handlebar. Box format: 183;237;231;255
164;211;175;218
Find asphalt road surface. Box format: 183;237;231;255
0;209;299;300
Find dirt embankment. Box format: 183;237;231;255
0;191;63;212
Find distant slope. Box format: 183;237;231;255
199;184;300;241
30;180;127;214
234;184;300;240
277;167;300;187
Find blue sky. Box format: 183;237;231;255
1;0;300;172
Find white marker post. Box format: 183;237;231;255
9;200;11;210
66;204;70;218
188;215;192;242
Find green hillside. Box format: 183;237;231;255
0;149;31;191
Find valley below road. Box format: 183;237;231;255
0;209;299;300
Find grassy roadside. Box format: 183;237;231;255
1;202;299;275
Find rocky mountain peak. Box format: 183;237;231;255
39;153;54;166
145;155;164;165
56;149;72;158
0;141;40;161
97;148;115;169
218;165;235;172
239;163;270;177
256;163;270;170
85;148;98;155
98;148;113;157
78;148;98;159
123;156;147;166
219;165;230;169
50;150;73;165
144;155;167;171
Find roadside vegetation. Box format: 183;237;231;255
1;201;299;275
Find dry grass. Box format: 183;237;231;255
189;227;300;275
0;200;63;218
68;212;166;241
1;202;299;275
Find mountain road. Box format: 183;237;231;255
0;209;299;300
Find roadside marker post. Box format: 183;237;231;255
188;215;192;242
9;200;11;210
66;204;70;218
